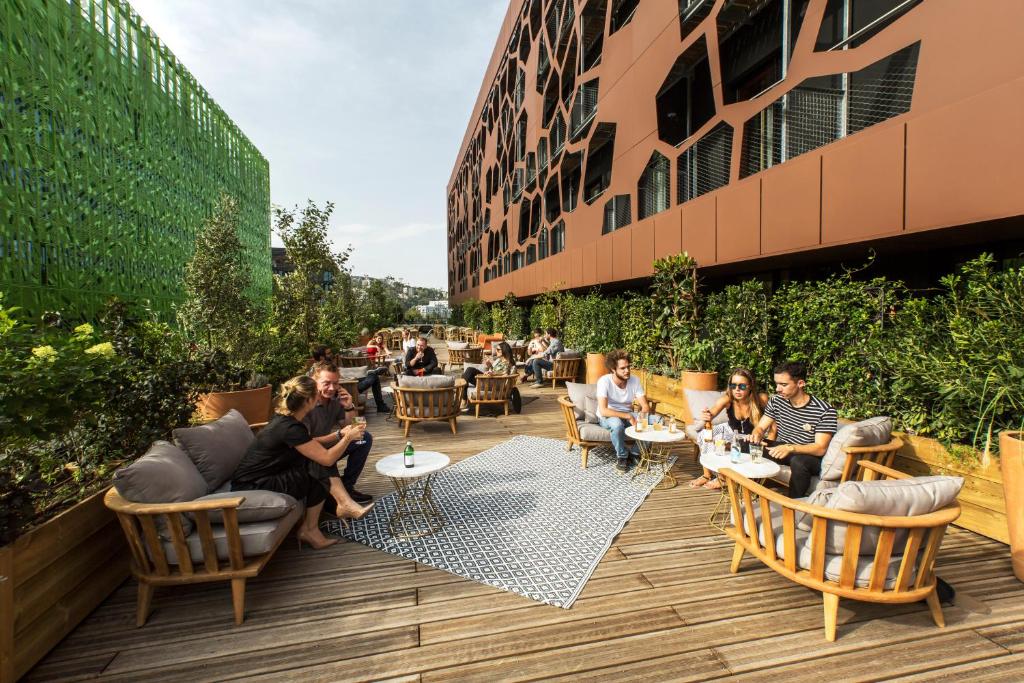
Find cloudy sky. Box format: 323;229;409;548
131;0;507;290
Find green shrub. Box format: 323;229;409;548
620;293;660;370
563;291;622;353
491;293;525;338
460;299;491;333
703;279;775;386
530;288;563;331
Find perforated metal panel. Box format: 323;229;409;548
677;123;732;204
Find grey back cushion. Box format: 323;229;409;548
583;396;600;424
447;341;469;350
173;409;255;492
683;389;727;428
187;490;298;524
556;350;581;359
338;366;369;380
398;374;455;389
113;441;208;539
565;382;597;421
819;416;893;481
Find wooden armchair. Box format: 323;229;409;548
719;459;961;641
104;488;299;627
447;345;483;371
543;356;582;387
559;395;635;468
468;374;517;417
393;379;467;437
336;354;369;369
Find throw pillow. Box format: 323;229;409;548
683;389;727;427
113;441;208;539
565;382;597;420
583;395;600;424
398;374;455;388
338;365;369;380
557;350;581;359
173;409;255;492
447;341;469;350
818;416;893;481
187;490;298;524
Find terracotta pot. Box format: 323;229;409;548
1000;430;1024;582
197;384;272;426
585;352;607;384
680;371;718;391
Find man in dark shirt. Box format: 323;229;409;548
750;360;838;498
305;362;374;504
404;337;439;376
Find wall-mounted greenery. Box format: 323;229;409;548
491;293;526;339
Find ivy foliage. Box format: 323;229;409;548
491;293;526;339
703;279;775;386
460;298;491;333
620;293;660;370
562;290;622;354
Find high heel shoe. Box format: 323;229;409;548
296;531;339;551
335;501;375;529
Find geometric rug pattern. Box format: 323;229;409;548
322;435;674;608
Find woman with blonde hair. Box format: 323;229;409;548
232;376;374;549
689;367;771;491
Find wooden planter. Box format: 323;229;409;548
635;370;687;421
892;433;1008;544
585;353;607;384
1000;431;1024;581
681;370;718;391
0;488;129;683
196;384;272;427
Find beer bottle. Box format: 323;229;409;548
404;440;415;468
702;420;714;443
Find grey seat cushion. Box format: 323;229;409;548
578;421;613;442
187;490;298;524
173;409;254;492
162;504;303;565
113;441;208;539
398;374;455;388
565;382;597;420
556;350;581;359
819;416;893;481
447;341;469;350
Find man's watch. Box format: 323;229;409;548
336;428;343;441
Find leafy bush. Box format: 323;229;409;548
460;299;491;333
652;253;713;372
703;279;775;386
563;291;622;353
491;293;525;338
620;293;660;370
530;288;565;331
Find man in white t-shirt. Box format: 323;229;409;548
597;349;656;472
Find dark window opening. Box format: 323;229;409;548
678;0;715;40
539;227;549;259
551;220;566;255
570;78;599;141
583;123;616;205
719;0;783;105
610;0;639;34
817;0;923;51
526;244;537;265
655;36;713;146
561;151;582;213
550;112;567;157
560;36;578;106
677;122;732;204
537;40;550;94
542;73;560;128
518;198;531;244
638;151;670;220
581;0;607;71
602;195;632;234
544;176;561;222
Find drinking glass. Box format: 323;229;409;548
750;442;764;462
352;416;367;445
714;437;726;454
636;413;646;432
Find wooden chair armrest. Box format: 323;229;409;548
105;488;246;515
844;436;903;454
855;460;910;481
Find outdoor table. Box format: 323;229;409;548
375;451;449;540
624;424;685;489
699;450;781;532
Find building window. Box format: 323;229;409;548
602;195;632;234
610;0;639;34
677;122;732;203
584;123;616;205
817;0;923;51
539;227;549;259
638;151;670;220
551;220;565;255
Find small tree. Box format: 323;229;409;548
491;293;525;338
460;299;490;333
178;195;253;355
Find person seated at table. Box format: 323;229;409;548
462;341;521;413
522;328;563;386
304;362;375;504
304;345;333;374
689;368;771;491
231;376;374;550
400;328;417;353
526;328;548;358
597;350;657;473
750;360;838;498
404;336;439;376
366;332;391;358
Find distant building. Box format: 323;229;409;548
271;248;294;276
416;300;450;319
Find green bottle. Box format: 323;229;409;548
404;440;414;468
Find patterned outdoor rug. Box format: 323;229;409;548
321;435;674;608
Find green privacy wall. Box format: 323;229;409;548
0;0;270;320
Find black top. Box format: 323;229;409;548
232;414;312;484
726;403;754;435
404;346;439;375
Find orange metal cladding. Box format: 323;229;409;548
447;0;1024;304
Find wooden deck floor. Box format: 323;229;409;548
28;353;1024;682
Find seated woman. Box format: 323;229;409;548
232;376;374;550
461;341;521;413
689;367;771;491
400;328;417;354
526;328;548;359
366;332;390;358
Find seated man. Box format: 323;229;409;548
523;328;563;387
404;336;439;376
750;360;838;498
596;350;654;473
304;362;375;504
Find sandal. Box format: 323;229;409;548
702;478;722;491
688;475;710;489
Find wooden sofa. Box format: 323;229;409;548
719;460;962;641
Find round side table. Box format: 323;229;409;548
699;450;781;532
375;451;449;540
624;425;686;489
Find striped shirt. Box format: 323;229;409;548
764;394;837;445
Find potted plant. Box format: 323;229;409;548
1001;431;1024;581
652;253;718;392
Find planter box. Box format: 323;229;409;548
893;433;1008;544
0;488;129;683
635;369;690;422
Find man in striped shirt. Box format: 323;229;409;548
750;361;838;498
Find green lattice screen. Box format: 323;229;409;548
0;0;270;320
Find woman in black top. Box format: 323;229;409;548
689;367;772;491
232;375;374;550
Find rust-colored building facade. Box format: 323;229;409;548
447;0;1024;304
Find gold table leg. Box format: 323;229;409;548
387;473;444;540
632;440;677;489
707;477;767;533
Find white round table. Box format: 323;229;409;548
699;450;781;531
375;451;449;539
625;425;687;489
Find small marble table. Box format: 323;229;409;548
375;451;449;540
699;450;781;531
625;425;686;489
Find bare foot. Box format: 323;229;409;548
689;475;710;489
702;478;722;491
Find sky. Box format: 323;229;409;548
130;0;508;290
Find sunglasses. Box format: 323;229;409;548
729;382;749;390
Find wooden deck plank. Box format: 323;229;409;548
26;356;1020;681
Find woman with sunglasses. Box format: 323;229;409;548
689;368;772;490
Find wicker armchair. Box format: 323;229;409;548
719;460;961;641
393;379;467;437
467;374;517;417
